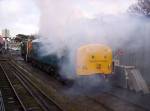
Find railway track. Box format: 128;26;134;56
0;60;65;111
3;54;150;111
11;58;150;111
105;91;149;111
85;87;150;111
0;91;5;111
0;62;24;111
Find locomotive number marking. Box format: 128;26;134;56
96;64;101;69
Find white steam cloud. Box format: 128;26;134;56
36;0;150;86
37;0;137;55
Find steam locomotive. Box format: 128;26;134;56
21;39;113;80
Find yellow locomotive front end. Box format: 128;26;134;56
76;44;113;76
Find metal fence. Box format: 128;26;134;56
117;35;150;84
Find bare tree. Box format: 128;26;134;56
129;0;150;16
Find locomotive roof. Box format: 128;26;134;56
32;39;41;43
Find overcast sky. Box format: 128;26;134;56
0;0;136;37
0;0;39;36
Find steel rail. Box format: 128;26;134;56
85;95;115;111
9;60;65;111
0;91;5;111
86;91;148;111
105;91;150;111
0;63;27;111
10;60;116;111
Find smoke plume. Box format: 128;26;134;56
36;0;150;89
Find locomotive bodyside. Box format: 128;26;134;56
21;40;113;78
31;41;59;66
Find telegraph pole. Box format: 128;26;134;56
2;29;10;53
